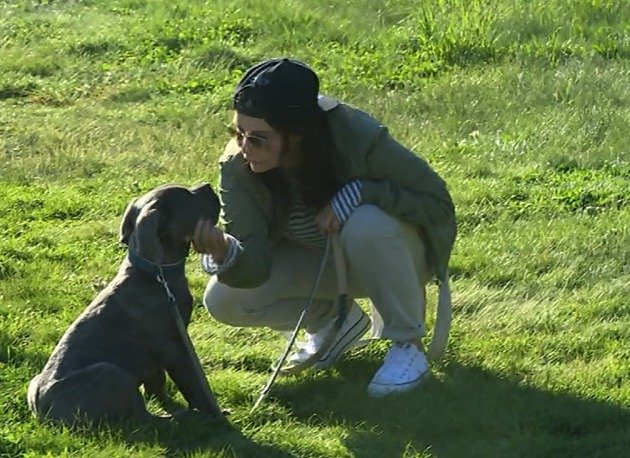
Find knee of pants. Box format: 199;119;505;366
341;205;400;249
203;280;240;325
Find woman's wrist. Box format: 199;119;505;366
201;234;242;275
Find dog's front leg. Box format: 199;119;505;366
143;369;167;402
144;369;186;414
166;353;223;419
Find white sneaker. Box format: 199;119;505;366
286;301;371;370
367;342;429;398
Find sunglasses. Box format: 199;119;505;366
228;126;270;149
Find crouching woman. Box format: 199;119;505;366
194;58;456;397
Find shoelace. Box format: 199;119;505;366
297;333;322;354
298;318;336;353
384;342;417;366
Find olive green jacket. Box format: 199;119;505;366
216;97;456;288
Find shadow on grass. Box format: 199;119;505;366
57;405;294;457
128;412;294;457
273;360;630;457
67;410;294;457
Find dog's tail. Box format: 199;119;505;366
427;275;452;361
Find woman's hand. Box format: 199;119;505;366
315;204;341;234
192;220;230;264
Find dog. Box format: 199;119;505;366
27;183;224;425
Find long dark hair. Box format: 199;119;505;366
233;59;338;215
261;110;339;218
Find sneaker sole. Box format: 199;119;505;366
367;369;430;398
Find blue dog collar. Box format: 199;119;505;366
127;249;186;280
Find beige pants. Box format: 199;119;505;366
203;205;431;342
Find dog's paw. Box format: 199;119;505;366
170;408;192;421
168;408;227;426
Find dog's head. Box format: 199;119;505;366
119;183;220;264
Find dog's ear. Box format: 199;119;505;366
133;204;164;263
119;198;139;246
191;183;221;226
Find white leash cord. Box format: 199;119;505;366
251;235;333;411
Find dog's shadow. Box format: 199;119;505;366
136;412;289;457
68;408;294;457
271;359;630;457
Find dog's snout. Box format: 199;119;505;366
209;192;220;224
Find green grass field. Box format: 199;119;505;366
1;0;628;456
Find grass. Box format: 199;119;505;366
0;0;628;456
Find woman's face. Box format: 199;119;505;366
232;112;283;173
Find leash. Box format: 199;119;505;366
278;233;349;375
251;232;348;411
128;250;222;415
155;269;222;414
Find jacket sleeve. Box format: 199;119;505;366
214;155;273;288
359;126;455;229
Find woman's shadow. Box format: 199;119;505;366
272;359;630;457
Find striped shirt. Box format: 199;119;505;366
283;177;327;250
201;178;363;275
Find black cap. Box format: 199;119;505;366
233;58;321;126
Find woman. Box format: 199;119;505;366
193;58;456;397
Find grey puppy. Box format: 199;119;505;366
27;183;224;425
